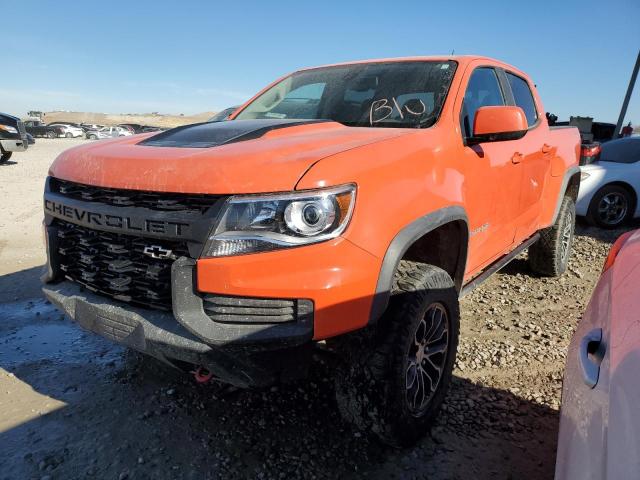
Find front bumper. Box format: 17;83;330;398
42;258;314;387
0;138;28;152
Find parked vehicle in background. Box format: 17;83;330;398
86;126;133;140
548;114;616;143
116;124;136;134
0;112;28;163
26;133;35;145
42;56;581;446
80;123;105;132
48;123;85;138
556;229;640;480
140;125;162;133
577;137;640;228
118;123;145;133
208;106;239;122
23;120;64;138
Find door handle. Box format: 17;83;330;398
511;152;524;164
579;328;605;388
541;144;553;154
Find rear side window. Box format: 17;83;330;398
600;138;640;164
506;73;538;127
461;68;505;138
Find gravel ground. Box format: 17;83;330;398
0;139;636;479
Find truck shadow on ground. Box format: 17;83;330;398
574;218;639;243
1;274;559;479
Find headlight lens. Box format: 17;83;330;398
0;125;18;134
202;184;356;257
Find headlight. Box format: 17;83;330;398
580;172;591;180
203;184;356;257
0;125;18;134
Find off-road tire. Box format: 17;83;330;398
47;130;57;139
529;196;575;276
334;262;459;447
586;184;635;229
0;150;12;164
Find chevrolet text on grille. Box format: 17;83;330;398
44;199;190;237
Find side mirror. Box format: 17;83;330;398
468;106;528;145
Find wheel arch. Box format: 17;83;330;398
368;206;469;325
551;166;581;225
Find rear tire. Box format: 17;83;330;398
0;150;12;164
529;196;575;276
334;261;459;447
586;184;635;229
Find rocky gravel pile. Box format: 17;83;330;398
2;222;634;480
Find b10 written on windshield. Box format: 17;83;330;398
369;97;427;125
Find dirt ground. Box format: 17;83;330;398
0;139;635;479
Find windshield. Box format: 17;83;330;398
235;61;457;128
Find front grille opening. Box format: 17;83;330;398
50;178;221;213
55;220;188;310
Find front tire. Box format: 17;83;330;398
47;131;57;139
89;134;97;140
334;262;459;447
586;184;634;228
65;132;73;138
529;196;575;276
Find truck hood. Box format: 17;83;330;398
49;119;411;194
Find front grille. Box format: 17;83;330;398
202;295;313;324
50;178;222;213
55;219;188;310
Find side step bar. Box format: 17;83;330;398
460;233;540;298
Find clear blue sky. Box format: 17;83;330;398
2;0;639;124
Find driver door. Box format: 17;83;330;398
456;65;522;275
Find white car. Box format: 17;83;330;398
556;229;640;479
576;137;640;228
86;126;133;140
48;123;84;138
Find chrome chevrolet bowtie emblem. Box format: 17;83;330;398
143;245;174;260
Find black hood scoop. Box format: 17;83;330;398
138;119;330;148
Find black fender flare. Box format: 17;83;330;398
368;206;469;325
551;166;581;224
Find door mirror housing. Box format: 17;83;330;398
468;106;528;145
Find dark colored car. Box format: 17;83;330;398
0;112;28;163
23;120;64;138
140;126;163;133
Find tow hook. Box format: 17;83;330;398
192;366;214;384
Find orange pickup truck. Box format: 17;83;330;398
42;56;580;445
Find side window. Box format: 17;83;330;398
506;72;538;127
461;68;505;138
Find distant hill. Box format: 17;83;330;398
37;111;215;128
